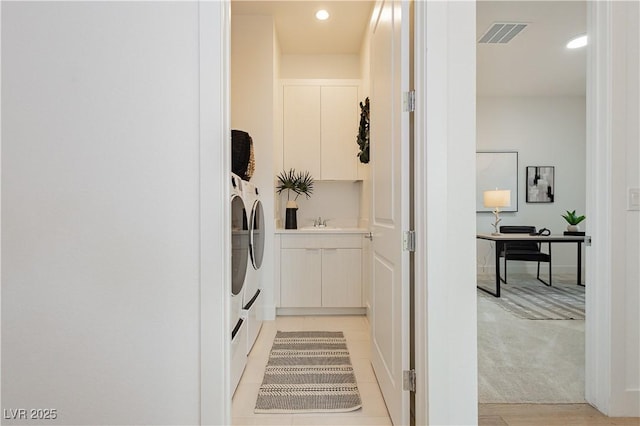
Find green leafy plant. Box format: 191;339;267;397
561;210;586;225
276;169;315;201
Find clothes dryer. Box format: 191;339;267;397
241;179;264;354
230;173;248;393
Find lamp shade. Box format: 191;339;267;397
483;189;511;208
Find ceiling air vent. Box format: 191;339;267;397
479;22;528;44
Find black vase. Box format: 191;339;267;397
285;207;298;229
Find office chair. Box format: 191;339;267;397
499;225;552;286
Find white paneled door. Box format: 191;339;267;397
369;1;411;425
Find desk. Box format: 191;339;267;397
477;233;586;297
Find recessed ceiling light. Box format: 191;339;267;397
567;34;587;49
315;9;330;21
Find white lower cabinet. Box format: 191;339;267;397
280;248;322;307
279;234;363;308
321;249;362;307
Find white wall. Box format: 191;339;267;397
280;54;360;79
231;14;277;319
358;16;372;224
476;96;586;274
278;181;363;229
358;20;373;312
1;2;222;424
420;1;478;424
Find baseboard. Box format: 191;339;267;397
277;307;366;316
610;389;640;417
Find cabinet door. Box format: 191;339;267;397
283;86;321;178
280;248;322;307
322;248;362;307
321;86;359;180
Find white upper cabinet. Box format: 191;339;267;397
283;85;321;178
320;86;359;180
282;81;360;180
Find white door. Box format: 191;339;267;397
369;1;411;425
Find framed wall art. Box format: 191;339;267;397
526;166;555;203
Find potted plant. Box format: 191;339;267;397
276;169;314;229
562;210;586;232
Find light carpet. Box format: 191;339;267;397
255;331;362;413
478;274;586;403
478;275;585;320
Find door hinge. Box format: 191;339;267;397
403;230;415;252
403;369;416;392
403;90;416;112
585;235;592;246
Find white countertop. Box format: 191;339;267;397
275;227;369;235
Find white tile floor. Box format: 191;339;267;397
232;315;392;426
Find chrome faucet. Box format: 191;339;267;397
314;217;327;227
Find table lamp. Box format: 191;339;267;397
483;189;511;235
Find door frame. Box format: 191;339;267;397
199;1;232;424
585;0;611;412
584;0;639;416
412;1;635;423
203;0;633;424
413;1;478;425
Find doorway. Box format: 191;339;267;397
228;1;399;423
476;0;587;404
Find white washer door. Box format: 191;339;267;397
249;200;264;270
231;194;249;296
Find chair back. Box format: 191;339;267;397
499;225;539;252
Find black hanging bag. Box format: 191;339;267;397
231;129;253;181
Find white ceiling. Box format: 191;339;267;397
232;0;586;96
231;1;374;54
477;1;586;96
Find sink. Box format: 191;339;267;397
299;226;342;231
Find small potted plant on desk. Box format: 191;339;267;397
562;210;586;235
276;168;314;229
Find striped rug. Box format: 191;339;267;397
478;276;585;320
254;331;362;413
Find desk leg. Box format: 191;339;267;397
577;241;584;286
477;240;501;297
495;242;501;297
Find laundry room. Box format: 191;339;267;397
229;1;373;341
228;0;385;422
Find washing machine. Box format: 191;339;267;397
230;173;248;394
241;179;264;354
